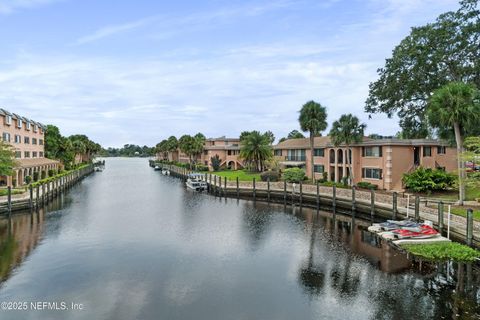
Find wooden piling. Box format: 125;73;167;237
352;186;356;213
370;189;375;219
299;181;303;206
414;196;420;222
29;185;33;209
253;178;256;201
236;177;239;199
438;201;444;232
466;208;473;246
316;182;319;210
267;178;270;202
283;180;287;205
7;186;12;213
392;192;398;220
332;185;337;210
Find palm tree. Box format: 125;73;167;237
428;82;480;205
329;114;366;186
299;101;328;180
178;135;195;165
240;131;273;172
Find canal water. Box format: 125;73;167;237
0;158;479;320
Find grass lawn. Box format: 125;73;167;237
214;170;261;182
449;207;480;221
0;188;26;196
401;242;480;262
422;186;480;202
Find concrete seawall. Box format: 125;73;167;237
152;161;480;248
0;164;95;215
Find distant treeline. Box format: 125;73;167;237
100;144;155;157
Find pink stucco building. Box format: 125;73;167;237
273;137;457;191
0;108;60;187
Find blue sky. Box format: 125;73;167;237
0;0;460;147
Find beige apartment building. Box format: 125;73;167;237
0;108;59;187
273;137;457;191
158;136;244;170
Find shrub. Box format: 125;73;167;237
196;164;209;171
283;168;306;183
12;179;17;187
357;181;378;190
48;169;55;177
260;171;280;182
403;167;456;193
41;170;46;179
210;155;221;171
25;175;32;184
341;176;349;186
33;172;39;182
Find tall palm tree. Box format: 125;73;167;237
178;135;195;165
428;82;480;205
299;101;328;180
329;114;366;186
240;131;273;172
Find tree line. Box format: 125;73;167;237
44;125;102;169
100;144;155;157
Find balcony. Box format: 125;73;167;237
285;155;306;162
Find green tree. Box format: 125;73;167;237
329;114;366;186
240;131;273;172
156;140;168;160
0;141;16;177
44;125;63;159
287;130;305;139
264;131;275;144
240;131;252;142
299;101;328;180
427;82;480;204
365;0;480;138
166;136;178;155
178;135;196;165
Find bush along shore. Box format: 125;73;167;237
0;163;95;214
401;243;480;262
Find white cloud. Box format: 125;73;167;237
0;0;63;14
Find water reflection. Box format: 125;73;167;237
0;158;478;320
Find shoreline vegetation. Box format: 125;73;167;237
402;243;480;262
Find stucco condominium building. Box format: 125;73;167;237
158;136;244;171
273;137;457;191
0;108;59;187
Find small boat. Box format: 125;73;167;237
154;165;161;171
94;166;104;172
185;173;207;191
161;169;170;175
186;178;207;191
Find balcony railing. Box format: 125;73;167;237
285;155;306;162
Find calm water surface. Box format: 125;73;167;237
0;158;479;320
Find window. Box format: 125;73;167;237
204;150;208;155
362;146;382;157
314;165;324;173
32;151;37;158
24;136;30;144
362;168;382;179
34;125;38;132
17;119;22;128
423;146;432;157
274;149;282;156
32;138;37;145
314;148;325;157
227;150;232;156
39;151;44;157
5;115;12;125
437;146;446;154
287;149;306;161
15;135;21;143
15;151;21;158
26;122;31;130
24;151;30;158
2;132;10;142
39;139;44;145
